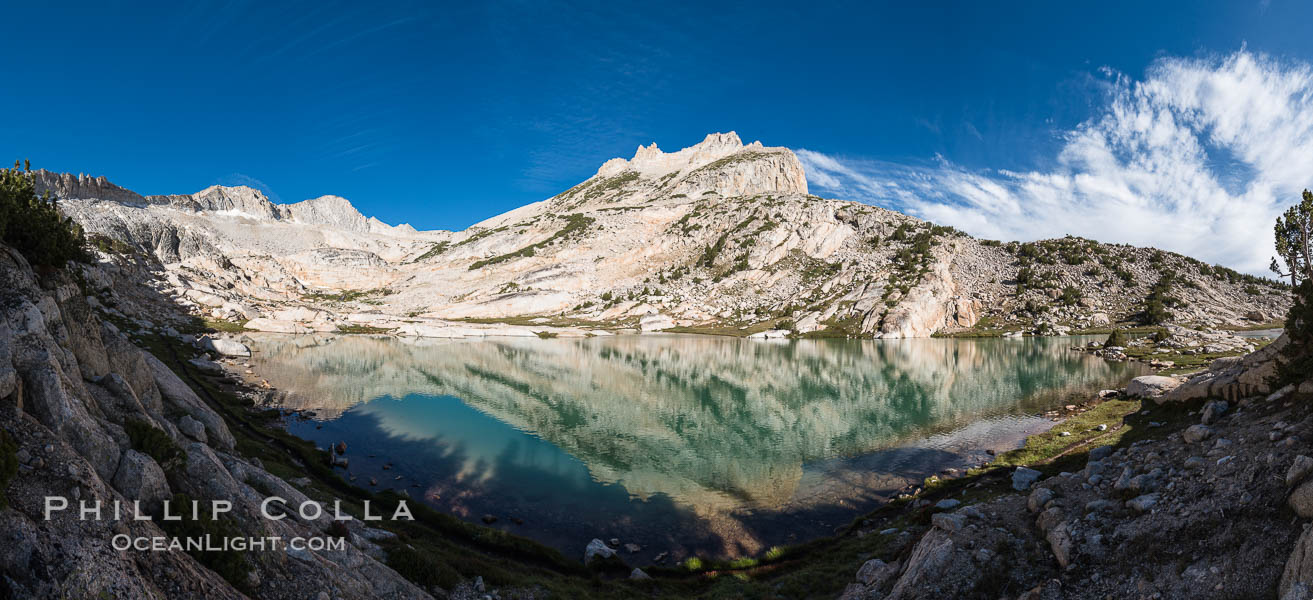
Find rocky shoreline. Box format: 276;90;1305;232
1075;324;1276;374
833;334;1313;600
0;246;436;598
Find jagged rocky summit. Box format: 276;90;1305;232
36;132;1289;339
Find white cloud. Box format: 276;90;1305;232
798;50;1313;276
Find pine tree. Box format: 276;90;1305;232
0;161;89;268
1271;190;1313;383
1272;189;1313;287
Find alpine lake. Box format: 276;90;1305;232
244;333;1146;563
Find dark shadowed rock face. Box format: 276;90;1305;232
0;246;430;599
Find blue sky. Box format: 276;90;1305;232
3;1;1313;273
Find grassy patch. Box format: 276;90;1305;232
934;315;1029;338
335;324;395;334
990;399;1139;469
383;542;463;590
203;318;248;333
1122;348;1228;374
303;288;392;304
1070;325;1165;336
664;320;779;337
1218;321;1286;332
1118;338;1271;375
451;315;629;330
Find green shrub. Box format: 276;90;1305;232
412;241;450;262
1015;267;1036;292
125;420;187;470
89;234;134;255
1106;260;1135;285
1059;286;1083;306
1142;271;1181;325
1016;242;1041;260
699;233;728;268
0;162;90;268
386;543;463;590
1105;330;1128;347
158;492;251;591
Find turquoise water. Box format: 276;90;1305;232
249;333;1144;561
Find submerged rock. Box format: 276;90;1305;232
584;538;615;564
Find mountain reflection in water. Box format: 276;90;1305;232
247;333;1145;559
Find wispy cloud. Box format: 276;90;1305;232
963;121;984;141
799;49;1313;275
